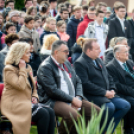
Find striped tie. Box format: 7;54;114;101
123;63;134;79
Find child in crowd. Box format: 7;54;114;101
19;11;26;26
19;15;41;54
1;22;16;49
57;20;70;42
40;17;59;45
34;15;43;37
5;0;15;10
26;6;37;16
0;13;4;31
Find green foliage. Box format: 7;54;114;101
64;106;114;134
15;0;25;10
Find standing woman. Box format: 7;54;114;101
1;42;55;134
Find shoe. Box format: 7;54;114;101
124;128;134;134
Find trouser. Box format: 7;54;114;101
54;100;100;134
32;107;55;134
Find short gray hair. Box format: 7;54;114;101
115;37;127;45
51;40;67;55
113;45;126;57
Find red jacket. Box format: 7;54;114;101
76;15;94;39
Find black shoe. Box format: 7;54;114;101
124;128;134;134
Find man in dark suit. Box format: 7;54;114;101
74;38;130;133
106;45;134;134
37;40;100;134
108;5;132;46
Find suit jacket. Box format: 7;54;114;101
37;56;84;108
74;53;117;107
108;17;133;45
106;58;134;98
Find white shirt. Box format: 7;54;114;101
50;9;54;17
51;56;75;96
117;16;125;33
116;59;126;70
95;21;105;57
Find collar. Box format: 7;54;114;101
116;58;126;67
51;56;60;65
95;20;103;27
116;15;125;22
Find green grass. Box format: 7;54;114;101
30;121;124;134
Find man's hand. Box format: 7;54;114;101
105;90;115;99
71;97;82;109
32;97;38;104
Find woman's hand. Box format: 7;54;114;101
32;97;38;104
19;59;26;69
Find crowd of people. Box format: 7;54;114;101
0;0;134;134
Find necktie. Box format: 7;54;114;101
93;60;98;68
123;63;134;79
59;64;75;97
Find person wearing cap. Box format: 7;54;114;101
2;10;21;34
49;0;57;17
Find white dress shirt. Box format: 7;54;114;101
116;59;126;70
51;56;75;96
117;16;125;33
95;21;105;57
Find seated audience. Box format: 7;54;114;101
74;38;130;133
104;37;132;65
19;15;41;54
37;40;100;134
57;20;70;42
0;33;19;82
84;10;108;58
1;42;55;134
40;17;59;45
40;34;59;62
106;45;134;134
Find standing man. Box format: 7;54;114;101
67;6;83;51
49;0;57;17
76;6;96;39
84;10;108;58
108;5;132;45
74;38;130;133
106;45;134;134
37;40;100;134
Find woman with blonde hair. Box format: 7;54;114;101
1;42;55;134
71;36;88;63
40;34;59;62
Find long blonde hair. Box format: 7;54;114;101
5;42;30;65
77;37;89;48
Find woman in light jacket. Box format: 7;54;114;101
1;42;55;134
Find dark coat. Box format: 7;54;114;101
108;17;133;45
74;53;117;107
67;15;83;50
37;56;84;108
104;49;133;65
71;44;82;64
106;58;134;98
0;32;2;51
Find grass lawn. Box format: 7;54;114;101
30;121;124;134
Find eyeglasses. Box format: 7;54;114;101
58;50;69;54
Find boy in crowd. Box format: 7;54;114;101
5;0;15;10
67;6;83;51
49;0;57;17
19;15;41;54
40;17;59;45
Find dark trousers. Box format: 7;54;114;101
103;97;130;133
123;96;134;130
54;100;100;134
32;107;55;134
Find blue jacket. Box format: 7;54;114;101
67;15;83;50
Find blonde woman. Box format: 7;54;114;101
1;42;55;134
71;36;88;63
40;34;59;62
